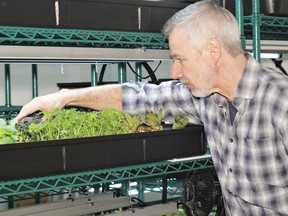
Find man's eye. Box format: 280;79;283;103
173;58;181;62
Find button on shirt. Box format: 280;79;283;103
122;53;288;215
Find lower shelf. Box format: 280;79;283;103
0;154;213;197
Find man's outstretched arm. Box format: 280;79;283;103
15;84;122;121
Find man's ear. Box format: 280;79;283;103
205;39;221;63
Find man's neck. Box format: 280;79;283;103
213;53;247;100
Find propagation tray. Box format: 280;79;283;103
0;125;206;180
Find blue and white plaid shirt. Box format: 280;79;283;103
122;53;288;215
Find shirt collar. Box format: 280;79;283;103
234;52;261;100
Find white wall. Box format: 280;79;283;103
0;55;287;106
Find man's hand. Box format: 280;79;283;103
14;90;67;122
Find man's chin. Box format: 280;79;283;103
191;90;211;98
184;84;211;97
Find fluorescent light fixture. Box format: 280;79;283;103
250;52;280;59
0;46;171;63
260;53;280;59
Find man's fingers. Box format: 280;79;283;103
14;110;30;122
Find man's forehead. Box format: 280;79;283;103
169;31;190;55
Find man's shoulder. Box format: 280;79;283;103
260;66;288;93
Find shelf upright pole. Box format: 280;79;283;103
235;0;246;49
91;64;98;86
162;175;168;203
35;192;41;204
252;0;261;62
32;64;38;98
7;196;13;209
118;62;127;84
135;62;142;82
4;64;11;107
137;179;145;202
121;180;129;196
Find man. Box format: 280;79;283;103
15;1;288;215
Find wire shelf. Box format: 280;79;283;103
244;15;288;40
0;26;168;49
0;155;213;197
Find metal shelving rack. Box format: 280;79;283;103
0;24;213;212
0;13;212;213
236;0;288;62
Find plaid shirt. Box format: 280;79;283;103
122;53;288;215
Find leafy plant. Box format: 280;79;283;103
172;113;189;129
0;119;18;144
1;108;189;144
18;108;133;142
136;109;164;132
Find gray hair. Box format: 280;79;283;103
163;0;243;57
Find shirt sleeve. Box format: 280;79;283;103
122;80;203;125
279;109;288;154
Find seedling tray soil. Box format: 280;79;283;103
0;125;206;180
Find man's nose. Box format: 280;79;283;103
171;62;182;79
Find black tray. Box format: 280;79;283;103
0;125;206;181
1;0;286;33
0;0;189;32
